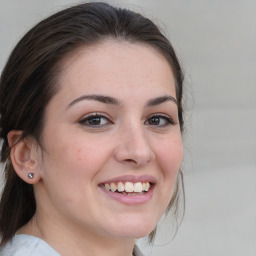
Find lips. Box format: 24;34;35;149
99;175;155;204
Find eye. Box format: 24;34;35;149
145;115;174;127
79;114;111;127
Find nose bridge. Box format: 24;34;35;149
126;121;146;148
114;118;155;165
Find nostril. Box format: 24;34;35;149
124;158;151;165
114;142;155;166
125;159;136;163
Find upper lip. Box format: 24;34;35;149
100;175;156;185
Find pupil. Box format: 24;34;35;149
150;117;159;125
89;117;100;125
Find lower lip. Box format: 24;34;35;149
100;186;154;205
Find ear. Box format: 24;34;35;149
7;130;42;184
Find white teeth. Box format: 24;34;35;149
134;182;143;193
110;183;117;192
145;182;150;192
105;184;111;191
117;182;124;192
103;181;151;193
125;182;134;192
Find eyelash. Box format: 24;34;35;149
78;113;174;128
78;113;112;127
145;114;175;127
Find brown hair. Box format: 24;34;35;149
0;2;184;245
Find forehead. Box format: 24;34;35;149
53;39;176;104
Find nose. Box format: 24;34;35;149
114;124;156;167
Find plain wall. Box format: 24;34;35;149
0;1;255;255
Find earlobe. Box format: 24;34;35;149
7;130;42;184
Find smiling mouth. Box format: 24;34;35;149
100;181;151;195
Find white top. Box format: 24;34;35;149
0;234;145;256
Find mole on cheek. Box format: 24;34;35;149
76;148;82;161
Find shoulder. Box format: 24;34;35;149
0;235;145;256
0;235;60;256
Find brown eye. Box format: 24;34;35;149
88;116;101;125
79;114;110;127
145;115;174;127
148;117;161;125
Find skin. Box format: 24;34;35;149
13;40;183;256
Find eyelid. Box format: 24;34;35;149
78;112;113;126
146;113;176;126
78;112;111;120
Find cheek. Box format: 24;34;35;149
149;135;183;218
70;138;112;169
157;135;183;174
38;140;105;206
154;134;183;199
43;134;113;183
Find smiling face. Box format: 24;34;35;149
33;40;183;241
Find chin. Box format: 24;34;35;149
106;215;158;239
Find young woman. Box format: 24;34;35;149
0;2;184;256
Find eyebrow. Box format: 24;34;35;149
67;94;120;109
67;94;177;109
146;95;177;107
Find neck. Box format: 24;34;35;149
18;212;135;256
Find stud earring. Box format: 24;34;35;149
28;173;34;179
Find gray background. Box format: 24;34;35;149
0;0;255;255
